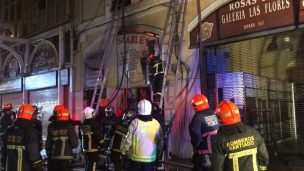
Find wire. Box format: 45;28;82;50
80;0;104;32
79;2;170;34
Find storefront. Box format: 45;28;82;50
190;0;304;164
27;40;69;140
0;50;24;110
83;26;160;109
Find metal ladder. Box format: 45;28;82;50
159;0;188;109
90;1;125;112
157;0;188;166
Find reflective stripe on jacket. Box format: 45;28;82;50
212;122;269;171
120;118;162;162
46;121;78;160
189;110;220;154
1;119;41;171
79;119;102;153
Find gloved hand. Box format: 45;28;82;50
33;160;44;171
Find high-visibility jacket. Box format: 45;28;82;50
1;119;42;171
189;109;220;154
212;122;269;171
79;118;103;153
120;117;163;162
46;121;78;160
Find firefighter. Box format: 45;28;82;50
0;103;15;135
121;99;163;171
111;109;135;171
46;107;78;171
1;104;43;171
100;106;117;152
189;94;220;171
212;100;269;171
148;39;164;102
79;107;103;171
32;105;43;150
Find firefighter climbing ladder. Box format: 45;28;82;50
90;1;125;112
158;0;188;167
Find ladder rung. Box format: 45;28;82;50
168;22;184;25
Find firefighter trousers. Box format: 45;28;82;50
126;160;155;171
192;153;211;171
85;152;99;171
48;159;72;171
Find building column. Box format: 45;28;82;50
58;26;65;105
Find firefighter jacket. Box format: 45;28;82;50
101;115;117;149
149;57;164;77
212;122;269;171
111;119;131;153
120;116;164;163
1;118;42;171
46;121;78;160
79;118;103;153
0;110;14;134
32;119;43;150
189;109;220;154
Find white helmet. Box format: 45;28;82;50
138;99;152;115
83;107;95;119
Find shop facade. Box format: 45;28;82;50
190;0;304;162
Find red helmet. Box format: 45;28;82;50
191;94;209;111
53;105;65;115
57;108;70;121
215;100;241;125
17;104;34;120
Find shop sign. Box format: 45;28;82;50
190;14;218;47
60;68;69;86
117;33;158;88
0;78;22;93
219;0;294;39
25;71;57;90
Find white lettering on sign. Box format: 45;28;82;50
221;0;291;31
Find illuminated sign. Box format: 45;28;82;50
60;68;69;85
25;71;57;90
0;78;22;93
219;0;294;39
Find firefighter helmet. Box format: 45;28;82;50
215;100;241;125
83;106;95;119
138;99;152;115
53;104;65;115
105;106;114;117
17;104;34;120
2;103;13;111
191;94;209;111
57;108;70;121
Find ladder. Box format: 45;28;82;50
158;0;188;166
158;0;188;117
90;0;125;112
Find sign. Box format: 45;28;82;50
117;33;158;88
190;14;218;47
60;68;69;85
0;78;22;93
218;0;294;39
85;69;99;88
25;71;57;90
